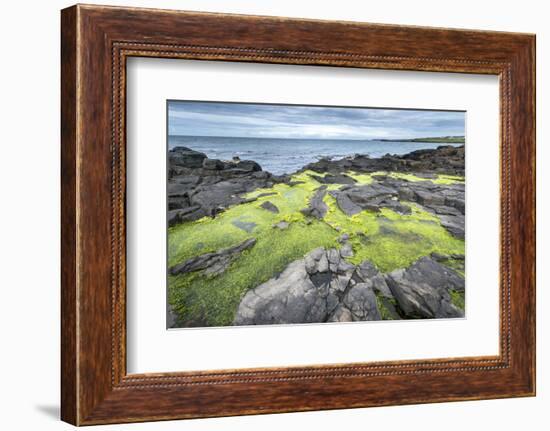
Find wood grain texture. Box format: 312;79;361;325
60;4;536;425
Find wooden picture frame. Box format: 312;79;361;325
61;4;535;425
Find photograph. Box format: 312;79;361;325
166;101;466;328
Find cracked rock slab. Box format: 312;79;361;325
234;247;389;325
385;256;464;319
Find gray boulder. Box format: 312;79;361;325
169;146;207;168
233;259;327;325
355;260;393;298
385;256;464;319
342;282;381;321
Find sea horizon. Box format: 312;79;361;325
168;135;464;175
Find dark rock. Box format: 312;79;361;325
331;191;363;216
445;196;465;214
167;148;289;225
233;259;326;325
385;256;464;319
329;183;412;215
315;173;356;184
168;206;205;227
438;214;465;239
251;171;270;179
425;204;462;216
169;146;207;169
301;186;328;219
414;189;446;206
398;187;415;200
340;242;354;258
341;282;381;321
231;220;257;233
273;221;290;230
355;260;394;298
260;201;279;213
304;247;329;275
234;248;391;325
338;233;350;243
234;160;262;172
202;158;225;170
304;145;464;176
170;238;256;276
190;180;247;211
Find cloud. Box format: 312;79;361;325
168;101;465;139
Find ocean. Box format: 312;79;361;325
168;135;463;176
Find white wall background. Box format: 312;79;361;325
0;0;546;429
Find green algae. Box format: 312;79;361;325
434;174;464;184
450;289;465;310
439;257;465;277
376;293;401;320
347;171;375;184
169;219;338;326
321;195;463;272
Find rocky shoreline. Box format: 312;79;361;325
168;146;291;226
167;144;466;327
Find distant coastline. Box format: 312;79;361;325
379;136;465;144
169;134;465;144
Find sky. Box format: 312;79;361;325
168;101;465;140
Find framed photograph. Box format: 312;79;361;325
61;4;536;425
